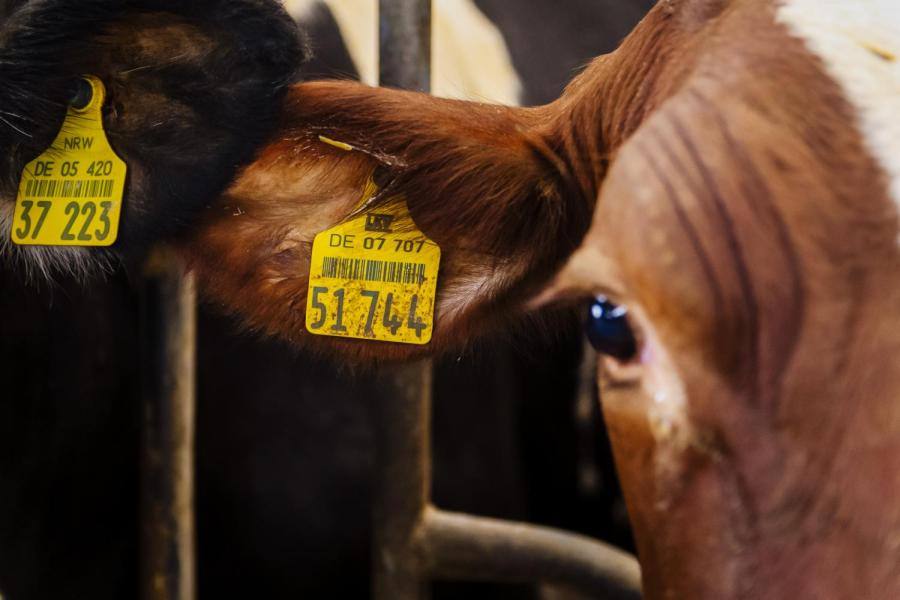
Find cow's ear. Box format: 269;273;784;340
182;81;585;361
0;0;307;264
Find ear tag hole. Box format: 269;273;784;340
70;77;95;111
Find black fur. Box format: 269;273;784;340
0;0;308;265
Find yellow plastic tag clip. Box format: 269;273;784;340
11;75;127;247
306;179;441;345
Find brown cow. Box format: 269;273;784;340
184;0;899;597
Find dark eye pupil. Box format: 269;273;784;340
585;297;637;361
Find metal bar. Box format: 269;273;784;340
379;0;431;92
372;361;433;600
139;247;196;600
373;2;432;600
373;2;643;598
420;508;642;599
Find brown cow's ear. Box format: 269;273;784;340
182;81;581;362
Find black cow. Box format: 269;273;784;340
0;0;305;277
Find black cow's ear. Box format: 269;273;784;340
0;0;309;262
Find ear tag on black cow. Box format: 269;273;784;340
12;75;127;247
306;176;442;345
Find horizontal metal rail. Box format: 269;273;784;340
421;508;641;598
372;359;643;600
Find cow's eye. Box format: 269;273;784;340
585;296;637;361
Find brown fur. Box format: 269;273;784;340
566;1;900;598
182;3;689;360
183;84;591;361
183;0;900;596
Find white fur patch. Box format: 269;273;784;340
432;0;521;104
286;0;379;84
286;0;522;104
636;314;692;450
777;0;900;226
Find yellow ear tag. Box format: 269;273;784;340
306;178;441;345
11;75;127;246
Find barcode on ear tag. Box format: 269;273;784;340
306;194;441;345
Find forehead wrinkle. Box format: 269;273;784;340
650;108;770;397
590;101;773;384
637;133;726;324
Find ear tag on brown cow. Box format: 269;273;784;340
11;75;127;247
306;178;442;345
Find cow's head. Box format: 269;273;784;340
179;0;899;597
0;0;307;278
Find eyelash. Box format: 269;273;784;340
584;296;638;362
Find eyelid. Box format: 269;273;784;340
599;354;644;386
528;245;625;310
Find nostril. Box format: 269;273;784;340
585;296;638;362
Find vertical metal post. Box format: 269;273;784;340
379;0;431;92
371;4;642;598
140;248;196;600
373;3;432;600
372;362;433;600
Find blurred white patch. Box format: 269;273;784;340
432;0;521;104
287;0;522;104
778;1;900;228
285;0;317;22
639;319;691;454
287;0;379;84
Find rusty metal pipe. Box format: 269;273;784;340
379;0;431;92
373;1;433;599
139;248;196;600
421;508;642;599
372;361;433;600
373;1;643;598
